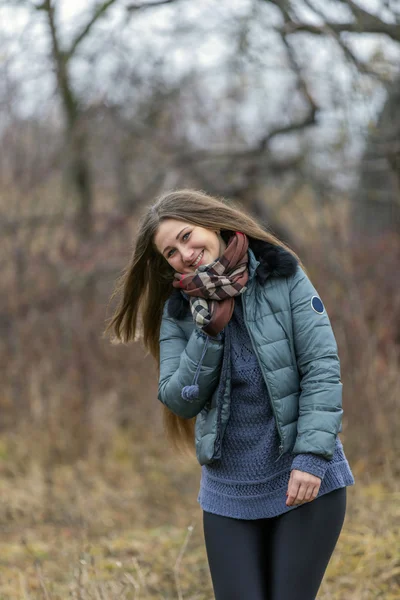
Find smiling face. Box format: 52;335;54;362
153;218;227;274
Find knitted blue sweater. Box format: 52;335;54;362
197;295;355;519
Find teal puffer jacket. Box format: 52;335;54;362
158;242;343;467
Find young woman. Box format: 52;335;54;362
107;189;355;600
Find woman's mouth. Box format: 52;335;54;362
191;250;204;267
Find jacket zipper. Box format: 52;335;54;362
242;294;285;462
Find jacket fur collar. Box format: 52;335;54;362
167;238;298;320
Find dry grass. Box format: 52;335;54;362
0;430;399;600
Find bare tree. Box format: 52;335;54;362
259;0;400;235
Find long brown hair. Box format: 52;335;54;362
105;189;305;458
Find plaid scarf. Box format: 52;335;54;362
172;231;249;337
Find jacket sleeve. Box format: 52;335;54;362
157;304;224;419
289;266;343;460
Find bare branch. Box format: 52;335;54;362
127;0;180;11
340;0;399;31
66;0;118;61
279;19;400;44
175;148;303;174
258;28;318;151
262;110;317;147
301;0;389;84
266;0;400;42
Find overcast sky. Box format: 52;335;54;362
0;0;399;188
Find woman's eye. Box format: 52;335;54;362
167;231;191;259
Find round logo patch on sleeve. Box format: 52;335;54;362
311;296;325;314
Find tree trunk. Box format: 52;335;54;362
44;0;93;239
351;76;400;238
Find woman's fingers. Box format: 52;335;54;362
303;485;316;503
294;483;308;505
286;470;321;506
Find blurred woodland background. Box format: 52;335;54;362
0;0;399;598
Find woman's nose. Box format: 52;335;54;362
182;249;195;264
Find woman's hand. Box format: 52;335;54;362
286;469;321;506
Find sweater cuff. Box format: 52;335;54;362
291;453;331;480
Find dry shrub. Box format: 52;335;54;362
301;230;400;476
0;213;161;469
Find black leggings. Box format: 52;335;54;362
203;487;347;600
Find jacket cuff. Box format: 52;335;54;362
198;328;224;342
290;453;331;480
